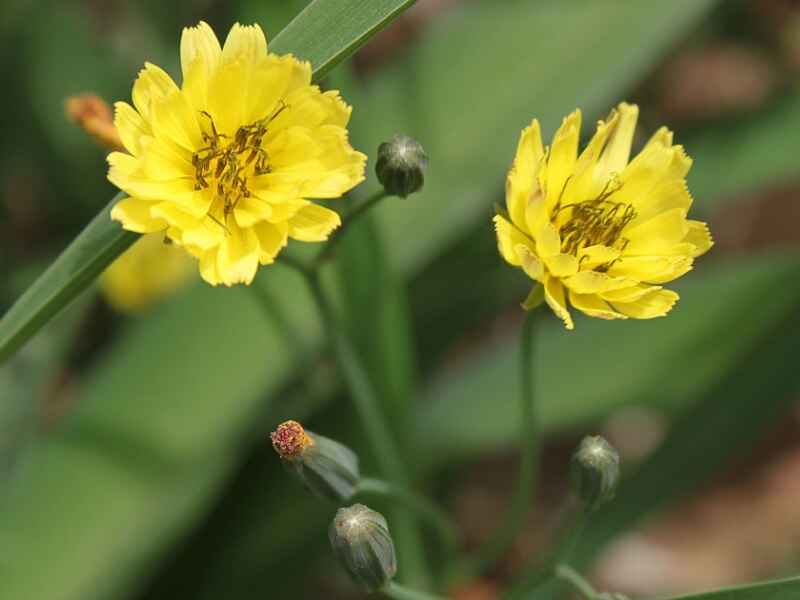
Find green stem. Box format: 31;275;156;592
300;268;431;587
356;477;459;556
382;581;446;600
458;308;541;576
304;270;407;481
502;504;590;600
315;189;389;266
555;564;596;600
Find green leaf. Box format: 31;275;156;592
0;193;137;364
0;0;419;365
271;0;418;81
659;576;800;600
689;91;800;212
415;252;800;466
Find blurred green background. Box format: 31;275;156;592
2;0;800;599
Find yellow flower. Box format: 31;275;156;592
100;234;194;313
108;22;366;286
495;103;712;330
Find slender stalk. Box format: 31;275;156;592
457;308;541;576
299;267;431;587
314;189;389;265
555;564;596;600
356;477;459;556
382;581;446;600
502;506;589;599
304;270;407;480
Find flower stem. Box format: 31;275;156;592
382;581;446;600
315;189;389;265
458;308;541;576
356;477;459;556
300;268;432;587
554;564;596;599
501;501;590;600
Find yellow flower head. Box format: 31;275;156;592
100;234;194;313
108;22;367;286
495;103;712;330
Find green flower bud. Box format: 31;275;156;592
375;134;428;198
570;435;620;511
329;504;397;591
270;420;360;502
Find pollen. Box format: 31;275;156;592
270;420;314;460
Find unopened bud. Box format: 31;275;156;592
270;420;359;501
329;504;397;591
375;134;428;198
65;94;123;151
571;435;619;511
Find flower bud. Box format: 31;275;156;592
375;134;428;198
570;435;620;511
329;504;397;591
270;420;360;501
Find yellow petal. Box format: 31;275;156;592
114;101;150;156
234;196;273;228
544;275;574;330
180;21;221;109
131;62;180;124
563;271;634;295
628;179;693;225
506;119;544;228
287;203;341;242
545;109;581;215
517;244;544;281
217;225;260;286
624;207;690;256
222;23;267;65
569;291;627;321
253;221;288;263
151;90;203;151
268;85;352;132
544;253;579;278
535;222;562;258
110;197;166;233
565;110;620;202
684;220;713;257
577;245;620;270
614;289;679;319
494;215;534;267
262;125;366;199
600;283;661;303
594;102;639;181
608;255;692;284
199;247;221;285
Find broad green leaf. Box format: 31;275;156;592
415;252;800;465
0;193;136;364
570;267;800;568
660;576;800;600
0;0;420;365
689;91;800;212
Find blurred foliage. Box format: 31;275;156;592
1;1;800;600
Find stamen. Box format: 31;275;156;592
191;105;288;232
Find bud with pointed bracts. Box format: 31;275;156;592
375;134;428;198
329;504;397;591
570;435;620;511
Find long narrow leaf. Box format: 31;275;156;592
0;193;135;363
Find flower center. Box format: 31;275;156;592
191;105;286;228
554;181;637;264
